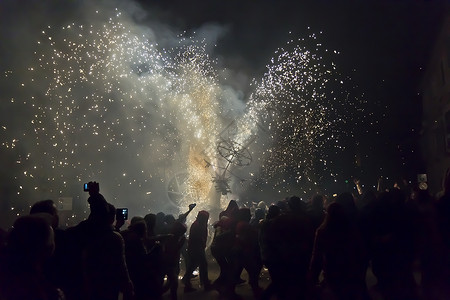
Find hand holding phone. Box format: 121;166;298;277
116;208;129;220
83;182;100;195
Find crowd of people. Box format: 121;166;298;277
0;173;450;300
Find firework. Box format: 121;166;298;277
1;8;364;220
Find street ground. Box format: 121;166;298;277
157;252;404;300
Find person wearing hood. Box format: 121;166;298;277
182;210;212;292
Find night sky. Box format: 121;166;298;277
0;0;445;226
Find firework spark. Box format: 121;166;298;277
1;8;364;220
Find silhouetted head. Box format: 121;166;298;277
30;199;59;229
8;215;55;266
107;203;116;225
266;205;281;220
129;216;147;238
197;210;209;224
325;202;347;227
88;193;109;222
156;212;165;223
335;192;357;219
220;200;239;219
276;199;289;212
128;216;141;224
144;214;156;236
226;200;238;212
288;195;306;213
144;213;156;232
164;214;176;226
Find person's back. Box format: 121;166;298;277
0;215;63;300
183;210;211;292
29;199;68;292
162;221;187;300
368;190;417;300
210;215;235;296
121;218;151;300
187;212;208;253
163;221;186;268
268;197;314;300
310;202;366;300
307;194;325;232
83;228;131;300
235;208;262;296
64;189;133;300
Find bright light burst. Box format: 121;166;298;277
0;8;364;219
239;33;363;194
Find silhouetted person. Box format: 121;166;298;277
182;210;212;292
275;198;289;213
143;212;171;300
0;215;64;300
234;207;263;298
83;200;134;300
144;213;157;238
154;212;166;235
259;205;281;267
250;208;265;227
162;221;187;300
64;182;133;300
30;199;59;229
307;194;325;232
334;192;358;221
114;208;126;232
121;216;151;300
162;214;176;234
408;187;443;300
259;205;281;300
367;189;417;300
177;203;196;279
211;215;236;297
211;200;239;296
30;199;69;292
309;201;367;300
265;196;314;300
219;199;239;219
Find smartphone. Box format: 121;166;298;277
83;182;99;192
116;208;129;220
